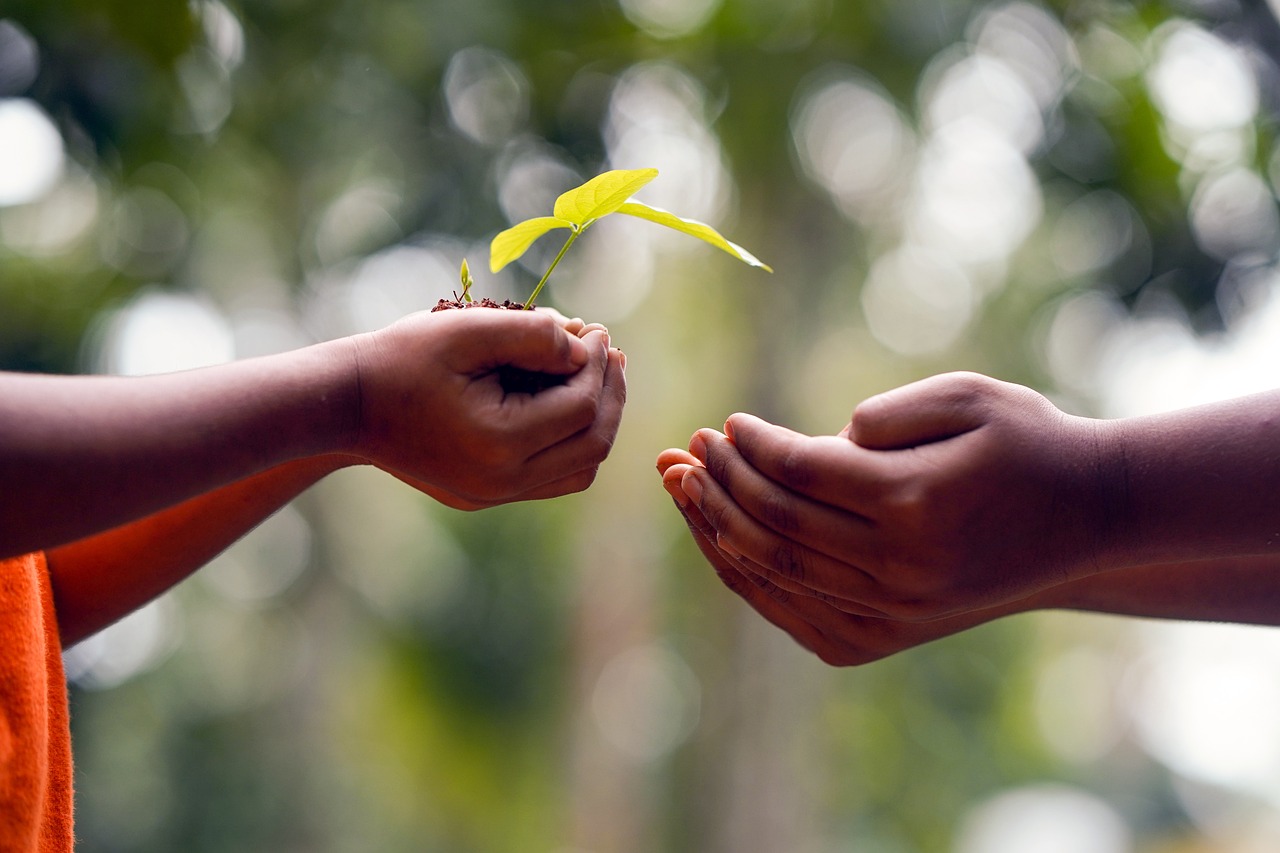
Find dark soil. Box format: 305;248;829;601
431;297;531;312
431;297;567;394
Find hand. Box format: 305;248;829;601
656;448;1029;665
353;308;626;506
659;372;1113;623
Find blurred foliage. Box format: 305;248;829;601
6;0;1280;851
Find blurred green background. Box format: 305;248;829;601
6;0;1280;850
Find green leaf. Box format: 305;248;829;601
552;168;659;226
458;258;475;301
617;201;773;271
490;217;574;273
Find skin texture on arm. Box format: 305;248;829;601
0;339;359;560
657;455;1280;666
0;308;621;560
46;454;354;646
657;372;1280;664
6;309;625;644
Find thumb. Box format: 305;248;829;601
851;371;996;450
458;310;590;375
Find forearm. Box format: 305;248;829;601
46;454;356;646
0;337;359;558
1027;555;1280;626
1094;388;1280;570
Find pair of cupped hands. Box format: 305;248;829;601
386;308;1229;666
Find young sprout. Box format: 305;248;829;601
457;257;475;303
489;168;771;308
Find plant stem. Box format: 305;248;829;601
523;226;582;309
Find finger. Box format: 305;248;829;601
681;458;890;618
850;371;996;450
722;557;927;666
520;338;626;485
529;306;588;335
450;309;590;375
727;550;895;618
666;465;884;618
700;426;875;551
535;306;573;327
669;497;838;660
680;463;888;610
656;447;701;477
720;415;888;512
500;329;611;456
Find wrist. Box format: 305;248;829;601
1077;415;1139;575
1084;390;1280;570
314;334;368;459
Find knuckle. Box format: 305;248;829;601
766;541;808;584
573;388;603;421
776;443;814;491
757;487;800;535
881;483;933;529
748;572;792;605
938;371;997;405
698;491;730;530
810;589;843;608
585;432;615;466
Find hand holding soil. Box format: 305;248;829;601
352;307;625;508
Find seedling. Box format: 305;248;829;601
459;167;771;308
456;258;475;303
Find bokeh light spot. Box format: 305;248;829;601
861;244;975;355
97;290;235;376
63;598;182;691
955;784;1131;853
0;20;39;95
618;0;722;40
444;47;529;146
591;642;701;763
1148;22;1257;142
791;70;915;223
0;98;64;207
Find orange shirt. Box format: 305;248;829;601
0;553;73;852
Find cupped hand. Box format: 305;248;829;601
656;448;1031;665
353;308;626;506
659;372;1116;623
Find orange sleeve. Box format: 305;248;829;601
0;553;74;852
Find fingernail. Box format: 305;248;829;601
688;433;707;463
681;469;703;505
717;535;741;559
665;481;689;508
618;350;627;371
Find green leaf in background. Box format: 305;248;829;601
552;168;659;225
490;217;574;273
617;201;774;272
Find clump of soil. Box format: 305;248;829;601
431;297;566;394
431;297;530;312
